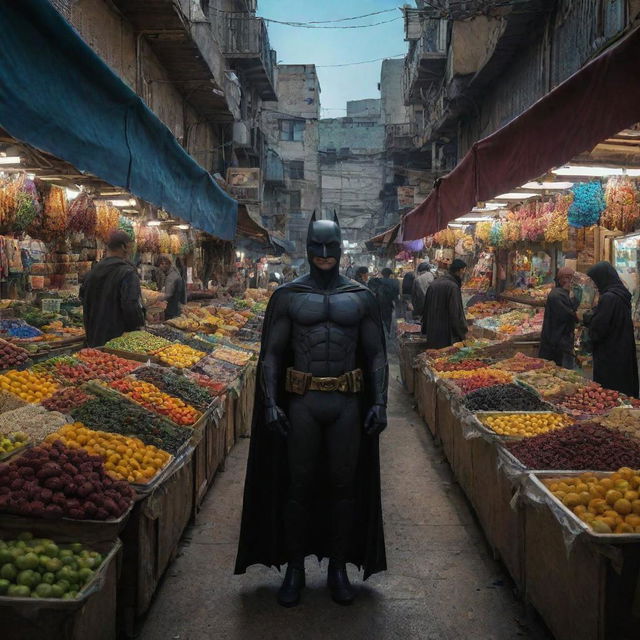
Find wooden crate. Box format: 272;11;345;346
467;437;525;591
225;393;237;455
450;408;474;502
398;338;429;393
191;415;209;517
0;540;121;640
118;454;195;638
523;478;640;640
436;385;455;466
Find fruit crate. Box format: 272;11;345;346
471;410;572;443
118;453;194;638
523;471;640;640
0;536;121;640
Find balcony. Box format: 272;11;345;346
220;14;277;101
404;18;448;105
385;123;415;151
109;0;233;121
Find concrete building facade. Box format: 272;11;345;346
59;0;277;236
261;65;322;258
318;99;386;248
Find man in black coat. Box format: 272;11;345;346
421;259;468;349
79;230;145;347
585;262;639;397
539;267;579;368
376;267;400;335
235;212;388;607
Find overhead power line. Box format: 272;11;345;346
264;16;402;29
317;54;405;68
277;8;398;24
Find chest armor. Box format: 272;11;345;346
289;291;365;375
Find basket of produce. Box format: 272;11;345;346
0;369;59;403
464;383;555;412
71;387;192;455
489;352;548;373
103;331;172;359
475;411;574;440
45;422;173;489
108;378;202;427
209;346;253;367
75;349;139;382
0;338;31;371
439;367;514;395
0;432;30;462
134;365;214;412
155;343;205;369
515;370;583;398
530;468;640;538
0;405;68;442
0;441;135;542
595;408;640;440
42;387;91;414
506;422;640;472
550;383;623;419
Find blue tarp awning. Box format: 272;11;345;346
0;0;237;240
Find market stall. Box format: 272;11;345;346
0;292;265;639
399;335;640;640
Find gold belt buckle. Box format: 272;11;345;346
315;377;338;391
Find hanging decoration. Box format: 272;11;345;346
95;203;120;242
68;191;97;234
118;215;136;242
567;181;605;228
137;226;160;253
169;233;182;255
13;175;40;232
475;221;492;244
601;175;640;232
158;230;171;254
545;193;572;242
39;183;69;239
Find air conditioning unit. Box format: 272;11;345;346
233;121;251;148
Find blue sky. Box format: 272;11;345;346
259;1;406;116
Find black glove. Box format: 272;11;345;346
265;404;290;437
364;404;387;436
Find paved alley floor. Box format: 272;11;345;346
140;365;551;640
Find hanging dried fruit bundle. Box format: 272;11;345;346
41;184;69;238
118;216;136;242
545;193;572;242
68;191;97;234
158;230;171;253
0;174;21;228
137;226;160;253
475;221;492;244
95;203;120;242
13;175;41;232
601;176;640;232
169;233;181;255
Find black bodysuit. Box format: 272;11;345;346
260;274;387;566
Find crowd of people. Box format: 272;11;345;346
345;257;639;399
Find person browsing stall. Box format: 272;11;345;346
80;230;145;347
157;255;187;320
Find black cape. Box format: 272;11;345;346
539;287;578;366
587;262;639;398
234;275;387;579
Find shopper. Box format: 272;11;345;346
354;266;369;286
411;261;435;320
400;268;415;321
157;255;187;320
585;261;639;397
80;230;145;347
539;267;579;368
376;267;400;335
421;259;468;349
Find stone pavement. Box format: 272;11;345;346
139;364;551;640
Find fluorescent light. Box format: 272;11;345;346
456;216;496;223
110;199;136;207
174;224;189;230
494;192;538;200
147;220;162;226
0;156;21;165
522;181;574;190
122;209;138;213
553;165;640;177
447;223;466;228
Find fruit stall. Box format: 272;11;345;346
399;331;640;640
0;298;264;639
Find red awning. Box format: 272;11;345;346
402;24;640;240
365;223;400;250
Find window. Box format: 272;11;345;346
289;191;301;210
288;161;304;180
279;119;305;141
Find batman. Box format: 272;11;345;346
235;212;388;607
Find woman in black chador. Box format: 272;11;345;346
235;212;388;607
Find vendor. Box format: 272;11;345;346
80;230;145;347
157;255;186;320
538;267;579;369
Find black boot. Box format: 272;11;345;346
327;560;356;605
277;563;306;607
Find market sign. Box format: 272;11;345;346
226;168;261;203
397;186;415;207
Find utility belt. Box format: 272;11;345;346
285;367;363;395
